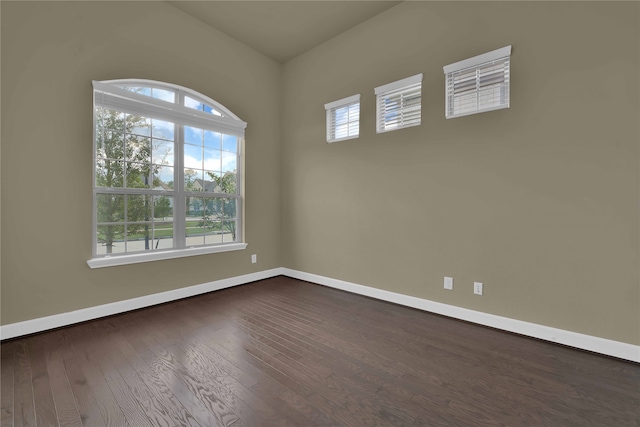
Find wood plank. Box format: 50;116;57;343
75;356;130;427
1;343;15;427
45;358;83;427
13;342;36;427
63;357;106;427
28;339;59;427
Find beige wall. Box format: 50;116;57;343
2;1;639;347
1;1;282;325
282;2;639;345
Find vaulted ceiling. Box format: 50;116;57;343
168;1;402;63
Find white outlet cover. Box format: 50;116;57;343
251;254;257;263
474;281;483;295
444;276;453;290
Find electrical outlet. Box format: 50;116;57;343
444;276;453;290
251;254;257;264
474;281;483;295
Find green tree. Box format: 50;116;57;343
154;196;172;220
96;108;154;253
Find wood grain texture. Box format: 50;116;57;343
1;342;15;427
1;276;639;426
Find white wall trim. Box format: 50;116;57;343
0;268;284;341
281;268;640;363
3;267;638;363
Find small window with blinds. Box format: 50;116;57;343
444;45;511;119
324;94;360;143
375;74;423;133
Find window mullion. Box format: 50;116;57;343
174;98;187;248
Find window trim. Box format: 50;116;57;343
374;73;423;133
89;79;247;267
87;242;248;269
443;45;511;119
324;94;361;143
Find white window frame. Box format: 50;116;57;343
375;73;423;133
324;94;361;143
443;45;511;119
88;79;247;268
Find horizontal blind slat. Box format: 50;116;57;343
446;55;510;119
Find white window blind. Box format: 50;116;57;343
324;94;360;143
375;73;423;133
443;45;511;119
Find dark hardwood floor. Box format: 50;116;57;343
1;276;639;426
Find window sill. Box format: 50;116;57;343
87;243;248;269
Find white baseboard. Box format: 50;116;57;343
281;268;640;363
0;268;284;341
2;267;638;363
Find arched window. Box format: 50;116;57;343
89;79;247;268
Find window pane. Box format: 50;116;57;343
97;194;124;223
153;165;174;190
122;86;151;97
223;220;237;242
348;122;359;136
186;197;205;245
334;107;348;126
153;222;173;250
151;88;175;103
97;225;125;255
348;103;359;118
336;123;350;139
126;162;151;188
126;224;152;252
153;196;173;220
126;135;151;163
127;195;152;222
151;119;175;141
186;197;204;219
204;131;221;149
222;135;237;152
96;159;124;188
184;144;202;169
184;126;203;145
152;140;174;166
203;147;221;172
221;152;237;173
203;173;236;194
223;198;237;219
205;222;223;245
127;114;151;137
184;169;202;192
184;96;203;111
100;109;125;132
203;104;222;116
98;131;124;159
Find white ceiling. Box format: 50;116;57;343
168;1;402;63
